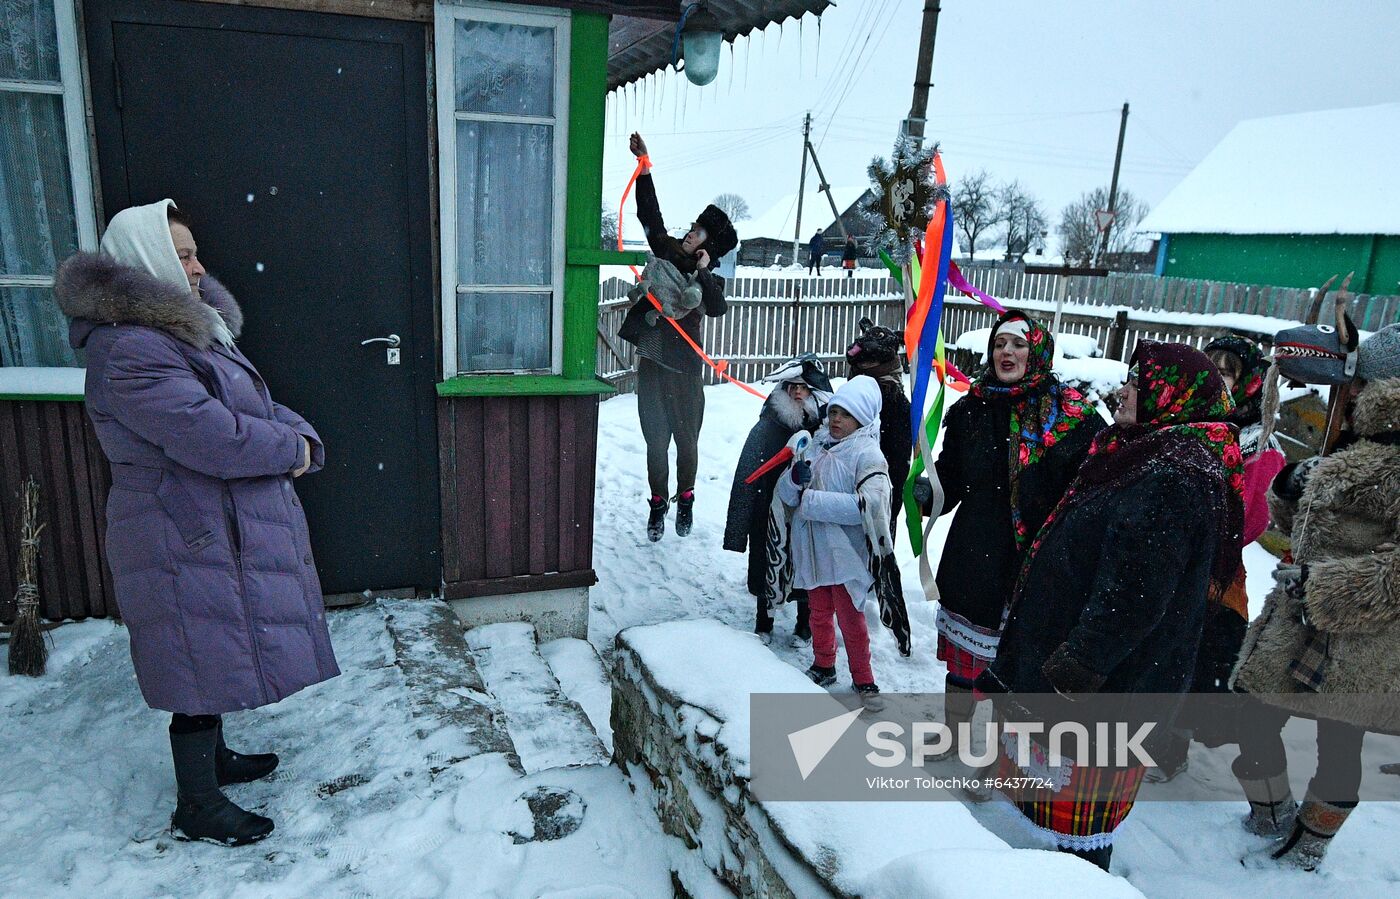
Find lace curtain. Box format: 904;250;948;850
1;0;82;367
452;19;557;373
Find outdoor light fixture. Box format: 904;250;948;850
674;3;723;86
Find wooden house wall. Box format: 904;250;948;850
437;394;600;600
0;401;116;622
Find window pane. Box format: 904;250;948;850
456;291;550;372
455;120;552;287
454;20;553;117
0;0;61;81
0;284;79;367
0;91;78;276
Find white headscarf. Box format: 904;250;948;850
816;375;884;449
100;199;188;294
99;200;234;347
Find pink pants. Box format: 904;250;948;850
807;584;875;685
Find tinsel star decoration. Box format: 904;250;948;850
864;138;949;265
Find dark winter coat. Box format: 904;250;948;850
979;459;1227;700
56;252;339;716
866;370;912;533
932;393;1101;629
842;241;859;263
1232;377;1400;735
724;388;823;595
808;233;826;258
618;174;727;375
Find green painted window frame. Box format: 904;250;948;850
437;10;618;397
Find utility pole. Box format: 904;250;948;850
805;141;849;241
903;1;942;147
792;112;812;267
1095;101;1130;267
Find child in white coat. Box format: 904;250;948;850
778;375;899;704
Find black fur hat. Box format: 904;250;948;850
694;204;738;259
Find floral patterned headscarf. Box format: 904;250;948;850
1017;340;1246;604
1204;335;1269;427
969;310;1100;548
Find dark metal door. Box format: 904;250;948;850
85;0;439;594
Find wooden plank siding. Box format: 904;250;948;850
438;394;600;600
0;401;116;623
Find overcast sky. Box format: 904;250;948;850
602;0;1400;253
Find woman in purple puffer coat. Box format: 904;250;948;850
56;200;339;847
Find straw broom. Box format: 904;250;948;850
8;478;47;676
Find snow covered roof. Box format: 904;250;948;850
742;186;871;243
1139;103;1400;236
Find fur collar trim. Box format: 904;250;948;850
55;251;242;350
1352;377;1400;439
764;385;819;431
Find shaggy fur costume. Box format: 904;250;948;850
1232;377;1400;734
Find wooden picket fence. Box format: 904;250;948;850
597;266;1400;394
955;264;1400;330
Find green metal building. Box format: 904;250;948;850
1141;103;1400;296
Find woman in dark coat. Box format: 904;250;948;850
924;311;1103;740
724;355;831;644
977;340;1244;871
619;133;737;542
56;200;338;847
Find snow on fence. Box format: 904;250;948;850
597;265;1383;393
955;263;1400;331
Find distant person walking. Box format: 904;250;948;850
807;230;826;276
842;236;858;277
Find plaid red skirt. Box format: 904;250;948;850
937;634;991;686
995;743;1146;850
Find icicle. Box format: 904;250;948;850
727;40;734;94
743;34;751;90
814;16;822;78
798;17;803;74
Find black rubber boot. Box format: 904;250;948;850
792;599;812;644
674;490;695;537
216;720;279;786
646;495;668;543
170;725;275;846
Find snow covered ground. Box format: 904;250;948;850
0;604;684;898
6;372;1395;898
589;379;1400;898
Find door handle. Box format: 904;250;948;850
360;334;401;348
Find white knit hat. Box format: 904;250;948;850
828;375;883;427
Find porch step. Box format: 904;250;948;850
465;622;610;773
539;637;615;755
380;599;519;767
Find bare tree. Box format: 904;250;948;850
600;206;619;250
712;192;751;223
1056;187;1151;268
952;169;997;260
995;181;1049;261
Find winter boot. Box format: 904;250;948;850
1145;729;1190;783
674;490;695;537
646;495;669;543
926;682;976;763
215;720;279;786
1242;794;1355;871
1235;766;1298;838
805;665;837;687
791;599;812;646
169;726;274;846
854;682;885;714
1062;844;1112;872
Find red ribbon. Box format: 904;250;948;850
619;158;767;400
